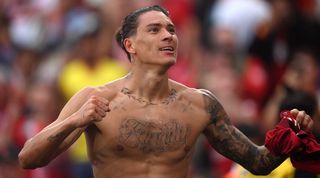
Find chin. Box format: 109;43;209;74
163;57;176;66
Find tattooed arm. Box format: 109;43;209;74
18;87;110;169
200;89;286;175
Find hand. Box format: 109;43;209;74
75;95;110;128
290;109;313;133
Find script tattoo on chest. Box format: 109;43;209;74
118;119;190;153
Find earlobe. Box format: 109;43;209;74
124;39;135;54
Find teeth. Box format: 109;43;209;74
160;47;174;51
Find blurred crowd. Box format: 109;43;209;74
1;0;320;178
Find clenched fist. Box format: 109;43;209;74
75;96;110;128
290;109;314;133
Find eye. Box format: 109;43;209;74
149;27;159;33
168;27;176;34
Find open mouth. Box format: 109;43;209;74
159;46;174;52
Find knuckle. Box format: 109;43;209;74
89;96;95;102
89;103;97;108
88;109;96;115
310;119;314;125
298;111;305;118
90;96;99;103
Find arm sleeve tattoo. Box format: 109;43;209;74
200;89;286;175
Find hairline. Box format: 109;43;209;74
130;10;171;37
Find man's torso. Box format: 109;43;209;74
84;80;211;178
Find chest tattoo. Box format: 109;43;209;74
120;87;177;105
118;118;190;153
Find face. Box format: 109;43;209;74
126;11;178;66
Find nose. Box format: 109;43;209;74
162;29;173;41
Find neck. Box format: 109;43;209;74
123;64;172;104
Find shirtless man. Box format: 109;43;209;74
18;5;313;178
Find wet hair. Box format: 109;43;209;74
115;5;170;61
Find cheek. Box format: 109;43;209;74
136;39;156;55
175;36;179;46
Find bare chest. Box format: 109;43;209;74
87;98;206;162
117;115;191;154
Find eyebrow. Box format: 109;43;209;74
145;23;175;29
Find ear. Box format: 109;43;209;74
124;38;135;55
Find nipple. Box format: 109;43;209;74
116;144;124;151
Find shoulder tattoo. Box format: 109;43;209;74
200;89;230;125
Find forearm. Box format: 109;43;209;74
18;115;82;169
202;90;287;175
205;126;286;175
242;145;286;175
237;145;286;175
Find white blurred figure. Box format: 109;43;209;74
8;1;45;51
210;0;271;52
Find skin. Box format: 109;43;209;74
18;11;313;178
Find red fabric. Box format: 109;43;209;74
265;111;320;173
241;57;268;103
